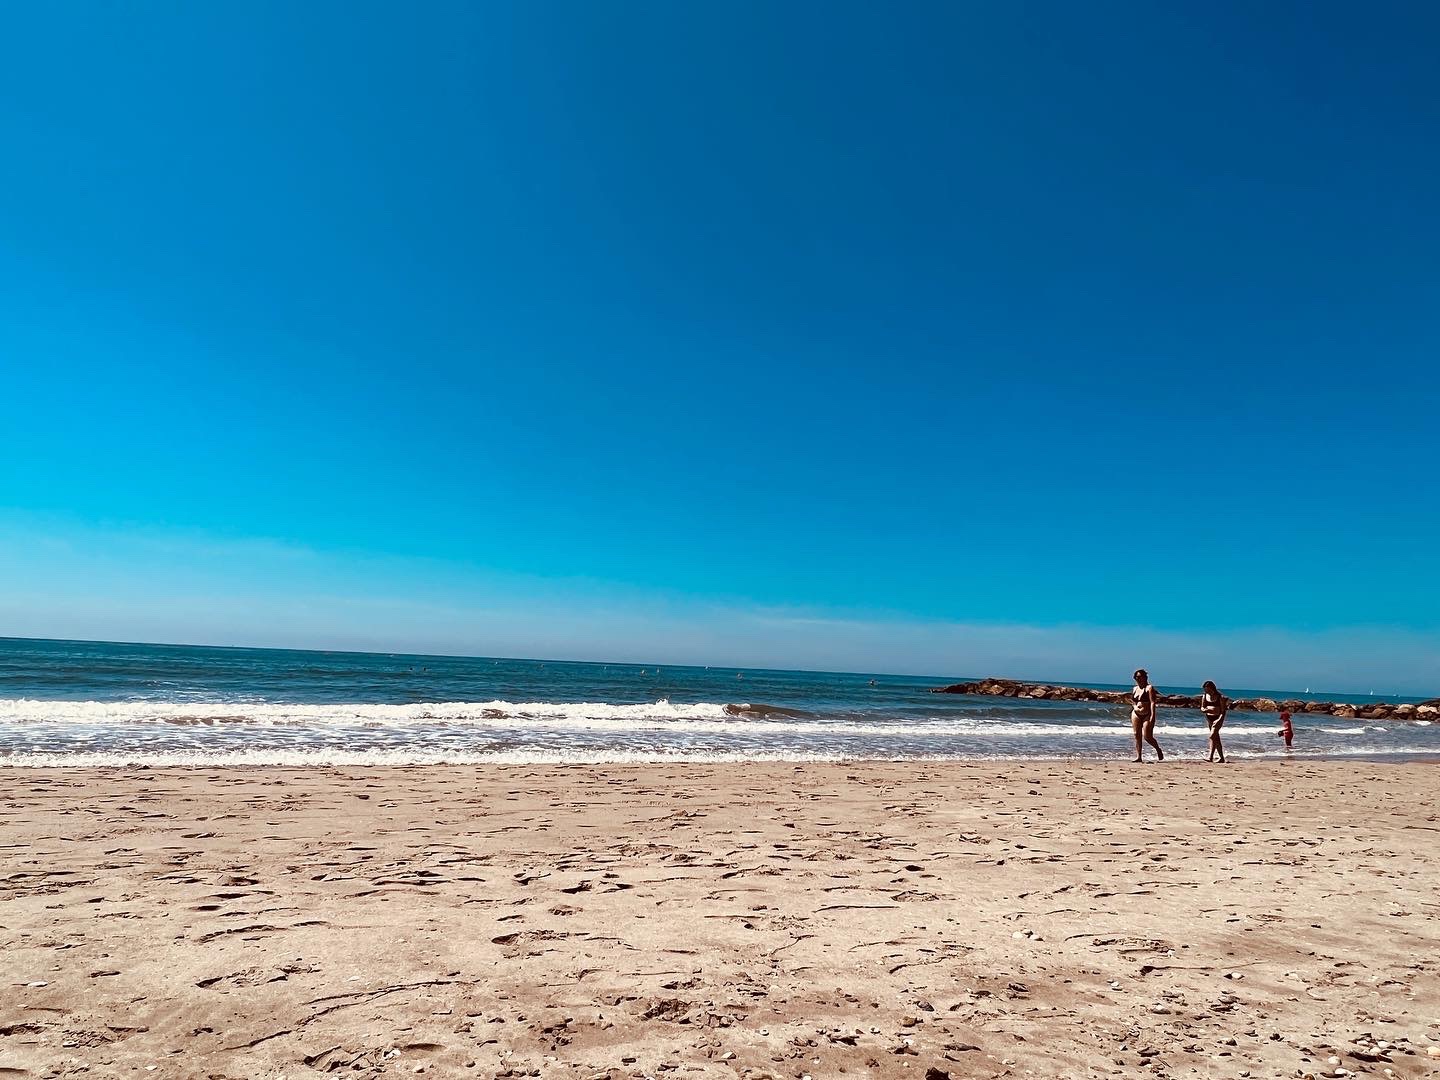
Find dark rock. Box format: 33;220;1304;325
931;683;979;694
1158;694;1201;708
929;680;1436;718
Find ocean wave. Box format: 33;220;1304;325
723;702;817;720
0;697;736;726
0;698;1368;740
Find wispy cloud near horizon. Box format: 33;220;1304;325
2;516;1436;695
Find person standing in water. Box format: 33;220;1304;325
1200;680;1228;763
1278;709;1294;748
1130;668;1164;762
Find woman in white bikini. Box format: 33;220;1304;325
1130;668;1164;762
1200;680;1228;763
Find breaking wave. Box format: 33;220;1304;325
0;697;1373;740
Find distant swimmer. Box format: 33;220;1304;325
1130;668;1164;762
1200;680;1228;763
869;679;877;686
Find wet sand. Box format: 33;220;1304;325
2;761;1438;1078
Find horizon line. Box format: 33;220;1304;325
1;634;1419;701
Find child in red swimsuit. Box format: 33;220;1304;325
1278;710;1294;748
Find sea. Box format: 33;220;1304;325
1;637;1435;766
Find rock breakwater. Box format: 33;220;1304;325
932;678;1440;721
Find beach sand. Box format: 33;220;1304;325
2;762;1438;1079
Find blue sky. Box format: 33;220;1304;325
2;3;1437;690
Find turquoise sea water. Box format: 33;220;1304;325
1;637;1435;765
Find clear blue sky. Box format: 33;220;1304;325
2;2;1437;689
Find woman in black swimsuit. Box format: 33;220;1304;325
1130;669;1164;762
1201;680;1227;763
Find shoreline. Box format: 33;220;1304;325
3;761;1438;1077
6;750;1440;768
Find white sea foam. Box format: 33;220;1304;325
0;747;859;768
0;698;1361;740
0;745;1434;768
0;698;737;726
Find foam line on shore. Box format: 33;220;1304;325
2;745;1433;768
0;698;1366;739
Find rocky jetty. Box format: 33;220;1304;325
932;678;1440;722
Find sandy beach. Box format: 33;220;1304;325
2;761;1438;1079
